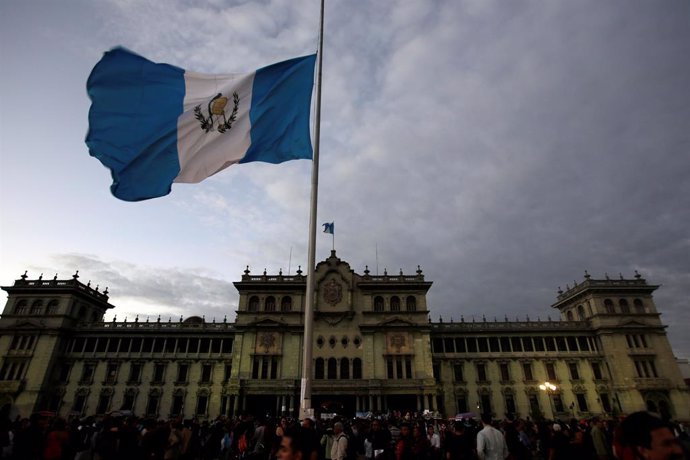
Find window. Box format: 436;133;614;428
577;305;585;320
568;362;580;380
315;358;324;379
73;392;87;414
105;362;119;384
327;358;337;379
553;394;565;413
121;390;136;411
566;311;574;321
600;393;612;413
196;394;208;415
171;392;184;416
0;360;27;381
46;300;59;315
58;363;71;383
528;394;540;415
619;299;630;314
374;296;384;312
13;300;28;315
396;360;403;379
390;296;400;312
406;296;416;311
80;363;96;384
30;300;43;315
499;363;510;382
177;364;188;383
545;362;557;381
433;363;441;382
522;362;534;381
476;363;487;382
265;296;276;312
340;359;350;379
480;394;492;414
457;395;468;413
223;363;232;382
353;358;362;379
248;296;259;312
280;296;292;312
201;363;212;383
505;394;516;414
146;392;160;417
634;359;658;378
633;298;645;313
96;392;111;414
453;363;464;382
152;363;166;383
405;358;412;378
576;393;589;412
591;362;603;380
387;360;394;379
604;299;614;314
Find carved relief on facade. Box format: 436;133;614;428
386;332;411;354
322;278;343;306
255;332;282;354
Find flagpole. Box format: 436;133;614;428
300;0;324;420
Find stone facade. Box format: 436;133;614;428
1;252;688;421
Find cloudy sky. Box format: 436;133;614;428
1;0;689;358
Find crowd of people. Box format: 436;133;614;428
0;409;687;460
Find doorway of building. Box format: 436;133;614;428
386;394;417;413
313;395;357;417
245;395;278;417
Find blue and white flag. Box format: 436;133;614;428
323;222;334;234
86;47;316;201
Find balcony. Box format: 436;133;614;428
634;377;670;390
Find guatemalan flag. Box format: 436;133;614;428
86;47;316;201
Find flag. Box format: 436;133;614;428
86;47;316;201
322;222;334;234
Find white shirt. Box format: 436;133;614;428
331;433;348;460
476;425;509;460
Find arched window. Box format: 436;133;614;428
265;296;276;312
633;299;645;313
340;358;350;379
30;300;43;315
77;305;87;320
577;305;585;321
46;299;59;315
248;296;259;312
14;300;27;315
390;296;400;312
604;299;614;314
373;296;384;312
353;358;362;379
406;296;416;312
566;311;574;321
90;311;100;322
281;296;292;312
315;358;324;379
619;299;630;314
327;358;337;379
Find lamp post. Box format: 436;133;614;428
539;381;558;419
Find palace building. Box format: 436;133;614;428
0;251;688;421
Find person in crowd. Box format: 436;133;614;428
412;424;430;460
476;414;508;460
368;419;391;460
427;425;441;460
446;422;473;460
616;411;684;460
279;426;317;460
331;422;348;460
590;417;612;460
396;423;414;460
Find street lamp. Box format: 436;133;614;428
539;381;558;419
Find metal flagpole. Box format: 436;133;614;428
300;0;325;420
